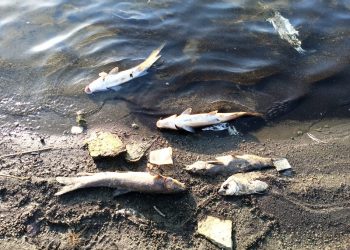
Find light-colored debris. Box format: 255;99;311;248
85;132;125;158
186;154;273;176
153;206;166;217
202;123;240;136
115;208;148;224
307;133;326;144
202;123;230;131
228;125;239;136
197;216;233;250
273;158;292;172
267;11;305;53
219;172;268;196
71;126;84;134
149;147;173;165
125;140;153;162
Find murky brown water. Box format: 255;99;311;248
0;0;349;133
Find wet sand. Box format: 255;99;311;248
0;116;349;250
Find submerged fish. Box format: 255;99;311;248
156;108;262;132
218;172;268;196
55;171;186;196
185;154;273;175
267;11;305;54
85;43;165;94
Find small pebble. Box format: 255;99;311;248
297;130;303;136
71;126;84;134
131;123;139;129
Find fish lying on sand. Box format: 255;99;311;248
55;171;186;196
267;11;305;54
85;43;165;94
218;172;268;196
156;108;262;132
185;154;273;175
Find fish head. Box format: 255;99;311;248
84;77;106;94
185;161;210;174
156;115;177;130
163;177;186;192
218;179;239;196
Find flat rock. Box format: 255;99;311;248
149;147;173;165
273;158;292;171
125;140;152;162
86;132;125;158
197;216;233;250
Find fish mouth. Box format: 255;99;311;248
84;86;92;94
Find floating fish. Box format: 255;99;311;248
267;11;305;54
55;171;186;196
185;154;273;175
218;172;268;196
85;43;165;94
156;108;262;132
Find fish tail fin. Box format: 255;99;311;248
137;43;165;72
55;177;85;196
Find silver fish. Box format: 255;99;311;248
156;108;262;132
85;43;165;94
185;154;273;175
218;172;268;196
55;171;186;196
267;11;305;54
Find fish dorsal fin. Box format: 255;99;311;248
181;108;192;115
167;114;177;119
99;72;108;77
209;110;218;114
99;72;108;81
109;67;119;74
215;155;234;165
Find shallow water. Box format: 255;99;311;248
0;0;349;132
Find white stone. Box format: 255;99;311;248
273;158;292;171
149;147;173;165
71;126;84;134
197;216;233;250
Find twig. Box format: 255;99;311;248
153;206;166;217
307;133;326;144
0;147;68;160
0;173;30;181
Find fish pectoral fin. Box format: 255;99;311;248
181;108;192;115
109;67;119;74
107;86;121;92
209;110;218;114
177;125;195;133
112;188;131;197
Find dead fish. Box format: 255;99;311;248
85;43;165;94
267;11;306;54
55;171;186;196
185;154;273;175
218;172;268;196
156;108;262;132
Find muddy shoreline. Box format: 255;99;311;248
0;117;349;249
